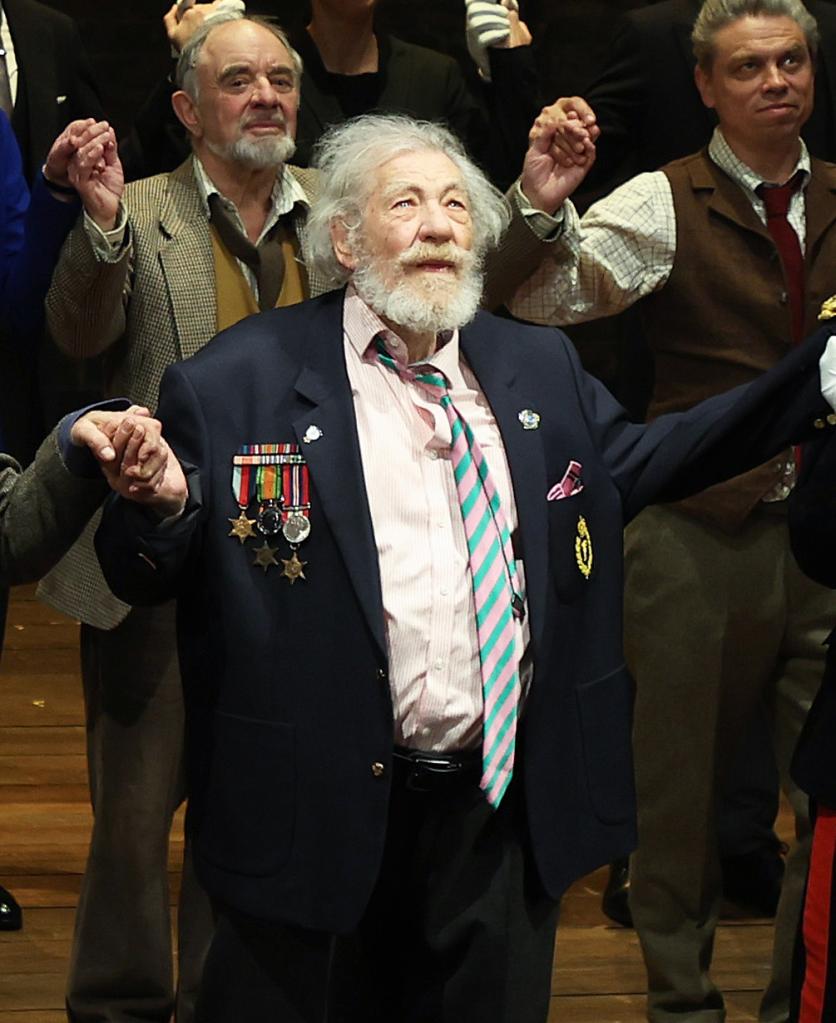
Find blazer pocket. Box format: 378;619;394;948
548;495;594;604
575;666;635;824
198;712;296;877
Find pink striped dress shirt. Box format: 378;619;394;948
342;288;530;752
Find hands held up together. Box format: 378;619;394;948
520;97;600;215
71;408;188;518
43;118;124;232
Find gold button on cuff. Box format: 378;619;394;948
371;762;385;778
827;413;836;426
814;418;826;429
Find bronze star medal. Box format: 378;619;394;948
228;511;257;544
253;541;279;573
281;551;307;584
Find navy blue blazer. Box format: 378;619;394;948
96;290;832;931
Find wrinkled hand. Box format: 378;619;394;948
164;0;246;53
520;99;599;213
465;0;530;80
42;118;100;194
71;408;188;517
66;123;124;232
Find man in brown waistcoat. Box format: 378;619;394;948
501;0;836;1020
41;12;325;1023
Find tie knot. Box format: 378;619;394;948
373;332;449;394
758;173;802;219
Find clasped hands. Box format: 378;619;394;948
520;96;601;214
70;408;188;518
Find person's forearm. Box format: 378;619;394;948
45;218;131;359
0;430;109;585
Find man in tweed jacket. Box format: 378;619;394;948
41;14;327;1023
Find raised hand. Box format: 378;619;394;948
520;99;599;214
164;0;246;54
67;122;124;232
42;118;98;194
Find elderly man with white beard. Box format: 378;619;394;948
93;112;836;1023
40;13;328;1023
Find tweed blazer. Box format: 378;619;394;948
39;159;323;629
0;428;108;585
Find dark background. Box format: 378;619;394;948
41;0;661;137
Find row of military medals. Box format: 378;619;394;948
229;444;310;583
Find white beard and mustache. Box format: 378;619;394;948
352;241;484;337
207;114;296;169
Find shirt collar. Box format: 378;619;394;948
344;285;460;374
708;126;811;199
192;155;309;222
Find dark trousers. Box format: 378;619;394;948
195;772;559;1023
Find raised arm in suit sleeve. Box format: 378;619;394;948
562;322;832;521
788;433;836;588
95;363;208;606
45;210;132;359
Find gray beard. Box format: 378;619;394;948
352;251;483;337
207;132;296;170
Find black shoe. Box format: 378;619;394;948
601;857;633;928
721;846;785;918
0;885;22;931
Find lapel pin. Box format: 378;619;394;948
518;409;541;431
303;425;323;444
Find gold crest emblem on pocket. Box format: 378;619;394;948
819;295;836;321
575;516;593;579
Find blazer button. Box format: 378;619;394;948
814;417;827;429
371;762;385;778
828;413;836;426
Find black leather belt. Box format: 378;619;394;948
392;746;482;793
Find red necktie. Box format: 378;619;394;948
758;175;805;344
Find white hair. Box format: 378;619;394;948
302;114;511;288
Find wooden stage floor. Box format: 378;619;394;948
0;584;785;1021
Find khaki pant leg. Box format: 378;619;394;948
67;602;213;1023
625;505;786;1023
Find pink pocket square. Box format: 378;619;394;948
546;460;584;501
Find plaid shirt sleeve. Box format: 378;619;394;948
508;171;677;326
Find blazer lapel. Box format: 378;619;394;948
460;317;549;655
158;161;217;360
288;295;387;657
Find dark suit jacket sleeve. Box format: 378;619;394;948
0;427;108;584
484;46;542;191
564;323;831;521
95;363;209;606
579;14;644;191
788;434;836;588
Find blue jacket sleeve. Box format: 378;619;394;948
0;111;81;337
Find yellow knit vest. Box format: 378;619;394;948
211;224;309;332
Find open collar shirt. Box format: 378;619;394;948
342;286;530;752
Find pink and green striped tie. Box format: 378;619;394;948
375;332;523;807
